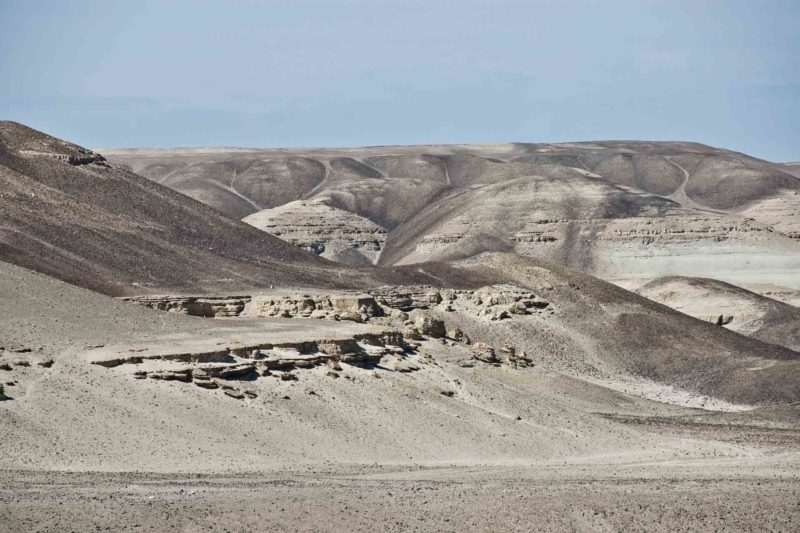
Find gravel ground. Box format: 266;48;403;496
2;458;798;532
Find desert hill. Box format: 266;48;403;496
780;162;800;178
450;253;800;406
0;122;489;296
634;275;800;352
104;141;800;292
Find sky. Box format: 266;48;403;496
0;0;798;161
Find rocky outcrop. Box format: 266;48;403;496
91;329;406;369
471;342;499;364
120;295;251;317
245;292;384;322
467;285;550;321
500;345;533;368
147;369;193;382
447;328;470;344
120;285;553;325
96;328;419;400
369;286;443;311
19;148;107;166
91;328;414;399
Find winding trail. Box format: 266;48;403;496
664;156;708;211
227;168;262;211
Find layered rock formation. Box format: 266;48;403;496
243;200;387;265
120;295;251;317
89;322;419;399
120;285;553;325
244;292;385;322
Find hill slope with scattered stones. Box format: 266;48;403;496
0;122;488;296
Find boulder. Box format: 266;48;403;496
414;314;446;338
488;309;510;321
337;311;364;323
213;379;236;390
224;388;245;400
508;301;529;315
216;364;256;379
471;342;499;364
715;315;734;326
498;344;515;360
505;346;533;368
148;369;192;382
391;309;409;321
448;328;467;342
403;325;423;341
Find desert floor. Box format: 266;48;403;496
2;454;799;532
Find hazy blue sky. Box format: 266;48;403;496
1;0;797;161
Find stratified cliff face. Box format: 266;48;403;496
243;200;388;265
376;171;800;294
